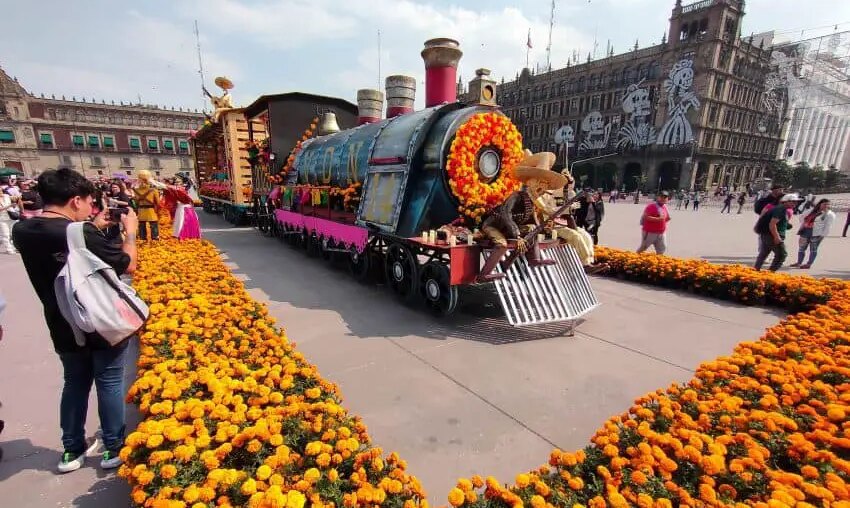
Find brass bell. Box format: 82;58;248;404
317;112;341;135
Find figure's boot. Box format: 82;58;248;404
527;242;556;267
476;246;508;282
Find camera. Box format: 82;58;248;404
109;207;129;222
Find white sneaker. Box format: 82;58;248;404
100;450;122;469
57;451;86;473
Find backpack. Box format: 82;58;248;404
54;222;149;347
754;196;773;215
753;210;774;235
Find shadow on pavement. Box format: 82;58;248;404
203;216;575;345
0;439;61;482
72;475;131;508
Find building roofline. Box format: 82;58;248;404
244;92;358;118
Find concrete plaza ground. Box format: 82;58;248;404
0;204;844;505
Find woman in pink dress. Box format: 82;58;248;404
159;185;201;239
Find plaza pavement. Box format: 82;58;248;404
0;203;840;505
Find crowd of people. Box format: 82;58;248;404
633;183;839;272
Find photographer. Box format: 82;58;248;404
11;168;138;473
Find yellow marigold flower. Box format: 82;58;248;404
160;464;178;479
305;441;322;456
530;495;546;508
183;485;201;503
286;490;307;508
515;473;531;488
304;467;321;483
256;464;272;481
146;434;164;448
448;488;465;507
241;478;258;496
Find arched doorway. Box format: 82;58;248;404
693;161;709;190
623;162;642;191
657;160;681;192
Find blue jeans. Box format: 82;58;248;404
797;235;824;266
58;340;130;454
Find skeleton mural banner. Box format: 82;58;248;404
617;80;656;150
657;59;700;147
578;111;612;151
758;49;800;135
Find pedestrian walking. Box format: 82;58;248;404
0;191;18;254
11;168;140;474
754;184;784;216
790;199;835;269
843;209;850;237
737;192;747;214
683;191;690;210
576;191;605;244
753;193;798;271
637;191;671;254
692;191;701;211
608;188;618;203
675;190;684;210
721;193;734;213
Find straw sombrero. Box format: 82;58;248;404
214;76;235;90
514;150;566;190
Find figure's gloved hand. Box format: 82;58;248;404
516;238;528;253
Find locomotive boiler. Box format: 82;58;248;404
269;38;598;326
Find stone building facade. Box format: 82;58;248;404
471;0;785;192
752;30;850;171
0;64;205;179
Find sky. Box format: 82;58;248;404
2;0;849;113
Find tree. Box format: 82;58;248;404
792;161;813;189
824;166;843;190
767;160;794;188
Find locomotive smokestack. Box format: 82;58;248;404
356;89;384;125
421;38;463;107
385;75;416;118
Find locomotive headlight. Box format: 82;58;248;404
477;149;501;180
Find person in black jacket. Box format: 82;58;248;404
576;191;605;244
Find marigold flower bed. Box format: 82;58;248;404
124;241;850;508
121;240;426;508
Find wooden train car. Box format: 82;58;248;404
193;108;268;224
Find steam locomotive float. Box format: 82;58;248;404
251;38;598;326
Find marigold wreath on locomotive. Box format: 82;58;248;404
445;112;524;224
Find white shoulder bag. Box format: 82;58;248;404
54;222;148;346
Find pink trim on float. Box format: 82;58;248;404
275;209;368;252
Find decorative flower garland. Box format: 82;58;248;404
330;182;362;213
199;180;231;200
445;112;524;224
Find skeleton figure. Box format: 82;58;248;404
758;51;798;134
657;59;700;146
578;111;611;151
617;80;657;150
476;151;565;283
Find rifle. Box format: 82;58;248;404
502;190;586;267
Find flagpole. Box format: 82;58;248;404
526;27;531;68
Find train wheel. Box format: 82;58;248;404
349;247;370;283
385;243;419;303
320;237;334;261
306;232;321;257
420;261;458;316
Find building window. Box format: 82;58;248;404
40;132;54;146
121;157;133;167
88;135;100;148
147;139;159;152
714;77;725;99
72;134;84;147
91;156;104;167
0;129;16;143
129;136;141;151
163;139;174;151
709;105;718;123
103;136;115;149
180;157;190;169
151;158;161;169
62;155;74;167
126;170;132;176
